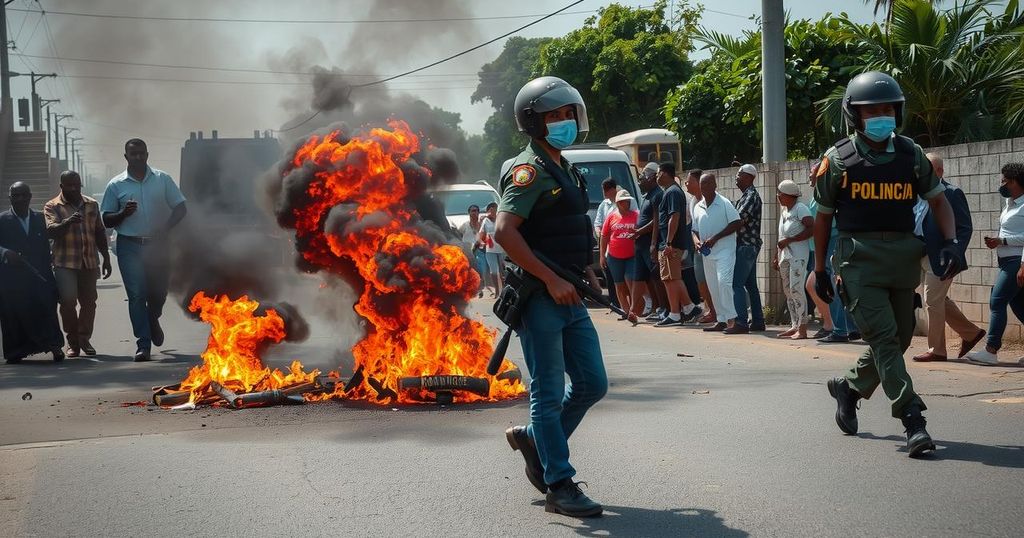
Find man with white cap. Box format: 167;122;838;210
773;179;814;339
726;163;766;334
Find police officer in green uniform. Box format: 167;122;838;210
496;76;606;517
813;71;962;458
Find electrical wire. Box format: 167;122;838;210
17;52;486;78
8;5;607;25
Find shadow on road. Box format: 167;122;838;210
0;352;196;391
861;433;1024;468
540;503;748;537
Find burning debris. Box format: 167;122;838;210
152;122;525;408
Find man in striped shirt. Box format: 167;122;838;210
44;171;112;357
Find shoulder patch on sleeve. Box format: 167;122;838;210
815;156;830;177
511;165;537;187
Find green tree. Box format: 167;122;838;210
533;1;698;141
471;36;551;177
665;16;864;167
663;57;760;168
820;0;1024;146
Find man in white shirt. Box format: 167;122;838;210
478;202;505;297
457;204;487;298
691;173;741;331
968;162;1024;365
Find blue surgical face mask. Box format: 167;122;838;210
544;119;578;149
862;115;896;143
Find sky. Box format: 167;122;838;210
4;0;890;184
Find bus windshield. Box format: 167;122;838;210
572;161;638;208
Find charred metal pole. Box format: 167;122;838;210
398;375;490;397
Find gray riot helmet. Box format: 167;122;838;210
513;76;589;142
842;71;905;130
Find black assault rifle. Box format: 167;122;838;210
486;250;634;376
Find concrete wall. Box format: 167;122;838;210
700;136;1024;340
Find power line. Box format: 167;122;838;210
8;5;604;25
18;52;487;78
33;69;483;86
277;0;585;132
705;8;752;19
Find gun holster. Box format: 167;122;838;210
493;264;543;328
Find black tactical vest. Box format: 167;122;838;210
514;154;594;272
833;135;918;233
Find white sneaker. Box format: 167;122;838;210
965;349;999;366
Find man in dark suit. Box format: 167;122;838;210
0;182;64;363
913;154;985;362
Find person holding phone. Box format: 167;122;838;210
101;139;187;362
44;171;112;357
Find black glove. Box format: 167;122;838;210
938;239;962;281
814;269;834;304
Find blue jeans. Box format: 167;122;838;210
732;244;764;327
825;239;858;336
986;256;1024;351
472;249;487;291
520;293;607;485
116;238;170;351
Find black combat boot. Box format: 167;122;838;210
506;426;546;493
545;478;602;518
827;377;860;435
901;406;936;458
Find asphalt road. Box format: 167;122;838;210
2;274;1023;537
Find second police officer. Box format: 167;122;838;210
813;71;962;457
495;76;607;518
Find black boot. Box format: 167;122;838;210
506;426;546;493
545;478;602;518
827;377;860;435
901;406;936;458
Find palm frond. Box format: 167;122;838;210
693;27;760;60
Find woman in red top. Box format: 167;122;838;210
600;190;640;322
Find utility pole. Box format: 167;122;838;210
30;72;57;131
69;137;82;170
53;114;72;161
1;0;12;130
62;126;78;168
761;0;786;163
40;98;59;155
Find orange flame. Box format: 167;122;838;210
287;120;523;403
179;292;319;402
172;121;524;406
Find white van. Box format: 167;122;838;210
428;183;500;230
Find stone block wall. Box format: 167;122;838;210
698;136;1024;340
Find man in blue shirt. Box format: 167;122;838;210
101;139;187;362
